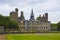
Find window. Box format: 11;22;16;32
41;27;43;29
44;27;45;29
46;27;47;29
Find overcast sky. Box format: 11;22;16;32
0;0;60;23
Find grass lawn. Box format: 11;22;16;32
6;33;60;40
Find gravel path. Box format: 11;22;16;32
0;34;6;40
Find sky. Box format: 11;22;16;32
0;0;60;23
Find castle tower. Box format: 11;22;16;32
45;13;48;21
30;9;35;21
19;11;25;21
39;15;41;17
15;8;18;22
18;11;25;32
10;8;18;22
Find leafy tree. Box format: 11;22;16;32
51;23;57;31
51;23;57;27
57;22;60;31
0;14;19;29
8;20;19;29
36;16;40;21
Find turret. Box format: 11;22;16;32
21;11;23;17
43;14;45;18
15;8;18;13
19;11;25;21
15;8;18;18
45;13;48;21
39;15;41;17
10;8;18;22
15;8;18;22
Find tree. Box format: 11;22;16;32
57;22;60;31
0;15;5;26
51;23;57;27
8;20;19;29
36;16;40;21
0;14;19;29
51;23;57;31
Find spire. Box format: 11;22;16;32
30;9;34;21
31;9;34;16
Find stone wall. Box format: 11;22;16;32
0;26;5;34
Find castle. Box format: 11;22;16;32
10;8;51;32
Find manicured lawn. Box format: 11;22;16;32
6;33;60;40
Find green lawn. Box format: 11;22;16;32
6;33;60;40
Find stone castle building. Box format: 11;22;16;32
10;8;51;32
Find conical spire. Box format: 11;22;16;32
31;9;34;16
30;9;34;21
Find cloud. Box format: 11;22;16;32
0;0;60;23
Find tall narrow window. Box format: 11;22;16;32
44;27;45;29
41;27;43;29
46;27;47;29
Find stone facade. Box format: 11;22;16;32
10;8;51;32
0;26;5;34
10;8;18;22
